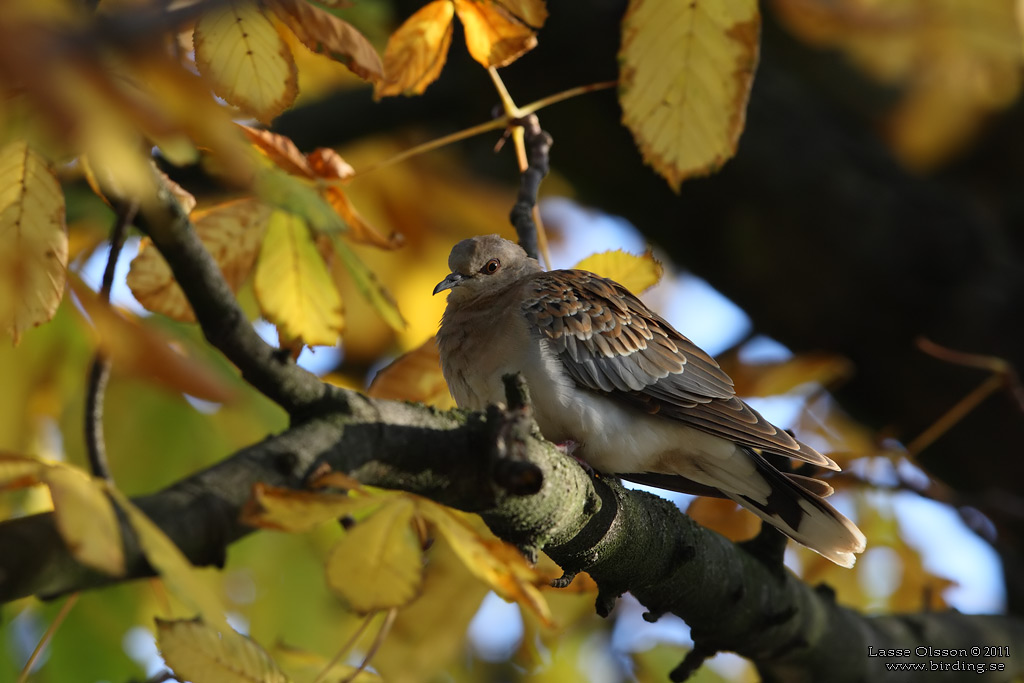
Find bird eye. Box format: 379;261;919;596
481;258;500;274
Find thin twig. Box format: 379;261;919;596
340;608;397;683
84;200;138;481
16;593;80;683
312;613;376;683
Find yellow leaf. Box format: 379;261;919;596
254;210;344;346
572;249;663;294
375;0;455;98
368;335;455;409
69;275;236;403
331;235;405;331
271;0;383;81
127;199;271;322
272;642;382;683
107;487;232;634
240;482;380;533
686;496;760;542
373;536;489;683
0;451;45;491
42;464;125;576
157;618;290;683
419;500;552;625
0;141;68;345
619;0;760;190
193;2;299;123
325;497;424;613
453;0;543;68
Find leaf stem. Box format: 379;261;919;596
17;593;80;683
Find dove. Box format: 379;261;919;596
434;235;865;567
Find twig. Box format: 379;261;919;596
16;593;80;683
137;170;333;417
84;200;137;481
509;114;552;263
312;613;375;683
340;608;397;683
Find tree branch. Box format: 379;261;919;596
1;390;1021;681
134;180;340;418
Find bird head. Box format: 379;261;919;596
433;235;541;300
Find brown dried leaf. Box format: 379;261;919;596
240;125;316;178
272;0;382;81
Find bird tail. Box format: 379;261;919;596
720;449;866;568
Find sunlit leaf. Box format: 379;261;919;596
573;249;663;294
241;482;380;533
69;275;236;403
453;0;543;68
368;335;454;409
42;464;125;576
254;210;344;346
619;0;760;190
193;2;299;123
107;487;232;634
158;171;198;215
372;531;489;683
325;497;424;613
308;147;402;249
240;125;316;178
419;500;552;625
331;235;405;331
157;618;290;683
0;141;67;345
127;199;272;322
375;0;455;98
272;0;383;81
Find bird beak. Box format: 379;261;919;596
433;272;465;295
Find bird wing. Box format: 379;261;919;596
521;270;837;470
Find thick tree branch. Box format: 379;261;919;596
1;391;1021;681
134;182;340;418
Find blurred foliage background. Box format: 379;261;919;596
2;0;1024;681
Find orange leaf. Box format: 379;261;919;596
271;0;383;81
239;124;316;178
368;336;455;409
453;0;540;68
375;0;455;98
306;147;355;181
69;274;235;403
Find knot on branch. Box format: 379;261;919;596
484;374;544;496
